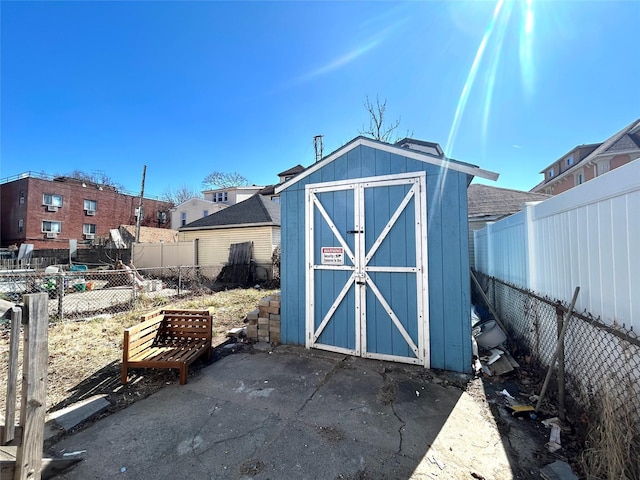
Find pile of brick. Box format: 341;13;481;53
245;292;281;343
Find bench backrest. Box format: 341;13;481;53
159;310;212;342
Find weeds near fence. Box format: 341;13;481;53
580;382;640;479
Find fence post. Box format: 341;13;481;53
535;287;579;413
2;306;21;445
57;272;64;322
178;266;182;296
523;202;537;290
15;293;49;480
556;305;566;422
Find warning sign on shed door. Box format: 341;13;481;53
321;247;344;265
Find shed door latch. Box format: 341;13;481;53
347;230;363;234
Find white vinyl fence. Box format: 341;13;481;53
475;159;640;330
132;241;196;268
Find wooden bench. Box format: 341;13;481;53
121;308;213;385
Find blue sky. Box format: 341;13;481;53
1;1;638;197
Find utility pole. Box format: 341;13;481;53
135;165;146;243
314;135;324;163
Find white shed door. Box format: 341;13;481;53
305;173;429;366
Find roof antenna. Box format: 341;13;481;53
314;135;324;163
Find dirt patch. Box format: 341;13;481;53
238;459;267;476
0;287;278;422
316;425;346;444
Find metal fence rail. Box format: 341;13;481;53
0;265;223;321
473;271;640;420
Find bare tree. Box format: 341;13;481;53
202;171;249;189
61;169;123;189
161;183;202;207
359;95;406;143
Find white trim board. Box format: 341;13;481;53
276;137;498;194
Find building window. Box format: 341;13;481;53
212;192;228;203
566;155;574;167
19;191;25;204
43;193;63;207
597;161;610;176
157;211;167;224
575;172;584;186
203;210;209;217
84;199;97;211
181;212;187;227
547;168;555;178
83;224;96;234
271;196;280;204
18;219;24;233
42;221;62;233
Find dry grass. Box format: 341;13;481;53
0;287;278;420
580;383;640;479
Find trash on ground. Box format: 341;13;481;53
226;327;245;338
542;417;563;452
539;460;578;480
499;389;515;400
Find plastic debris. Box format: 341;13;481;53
542;417;562;452
499;389;515;400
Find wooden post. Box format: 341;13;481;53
14;293;49;480
2;306;21;445
556;305;566;422
535;287;579;413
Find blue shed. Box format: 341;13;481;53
275;137;498;373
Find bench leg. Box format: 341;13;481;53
121;363;129;384
179;366;187;385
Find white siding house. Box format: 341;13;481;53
178;194;280;280
170;198;226;229
201;186;264;206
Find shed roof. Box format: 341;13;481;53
275;136;498;194
179;194;280;231
467;184;550;219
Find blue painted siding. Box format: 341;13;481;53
280;144;472;372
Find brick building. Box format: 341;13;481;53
0;173;172;249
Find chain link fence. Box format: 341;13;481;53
472;270;640;421
0;265;224;321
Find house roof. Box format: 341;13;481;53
275;136;498;194
120;225;178;243
179;194;280;231
170;197;217;211
537;143;600;174
596;119;640;155
258;184;276;195
277;164;305;177
468;184;550;219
